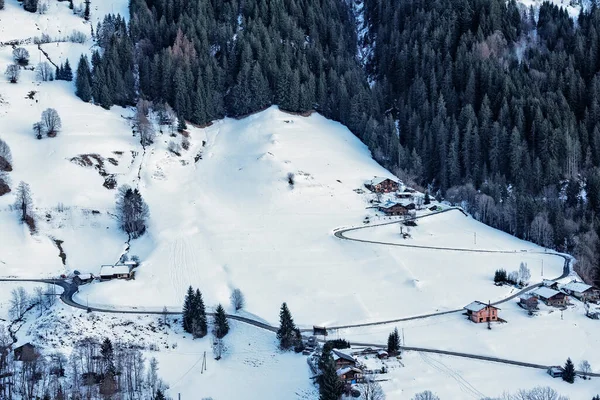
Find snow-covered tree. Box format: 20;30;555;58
519;262;531;285
40;108;62;137
213;304;229;339
5;64;20;83
36;61;54;82
0;137;12;171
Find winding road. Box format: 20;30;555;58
1;208;593;378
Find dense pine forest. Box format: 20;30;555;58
77;0;600;285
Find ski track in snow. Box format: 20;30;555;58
419;352;487;399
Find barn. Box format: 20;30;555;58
365;177;399;193
99;265;133;280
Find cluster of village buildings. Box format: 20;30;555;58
464;279;600;325
70;260;140;286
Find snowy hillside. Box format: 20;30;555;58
1;1;600;399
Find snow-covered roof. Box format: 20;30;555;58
368;176;396;186
519;293;537;301
100;264;131;276
464;301;496;312
332;350;355;364
336;367;362;376
561;281;593;293
77;273;93;280
532;287;561;300
542;279;557;287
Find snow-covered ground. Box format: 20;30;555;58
1;1;600;399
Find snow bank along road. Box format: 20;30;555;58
0;208;586;376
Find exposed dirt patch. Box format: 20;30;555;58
53;239;67;265
70;154;118;189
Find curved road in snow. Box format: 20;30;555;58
0;208;586;377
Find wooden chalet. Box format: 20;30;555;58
14;343;37;362
99;264;133;281
365;177;399;193
561;281;600;302
332;349;357;369
532;287;568;307
518;294;539;311
464;301;499;323
337;367;364;383
378;203;408;216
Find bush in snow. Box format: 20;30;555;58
5;64;20;83
13;48;30;66
230;288;245;311
0;172;10;197
287;172;295;187
23;0;38;13
168;141;181;156
507;271;519;286
33;33;52;44
493;269;507;284
36;61;54;82
69;30;88;43
0;0;4;10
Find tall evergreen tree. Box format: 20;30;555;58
213;304;229;339
62;59;73;82
75;55;93;102
182;286;194;334
387;328;400;355
563;357;575;383
191;288;207;338
276;302;297;350
319;357;343;400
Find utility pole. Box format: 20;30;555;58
487;300;492;330
541;259;544;277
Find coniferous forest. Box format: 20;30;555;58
78;0;600;285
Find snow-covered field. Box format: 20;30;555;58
1;1;600;399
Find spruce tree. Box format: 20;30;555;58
182;286;194;334
55;65;62;81
155;389;166;400
0;0;4;10
387;328;400;355
214;304;229;339
63;59;73;81
76;55;93;102
191;288;207;338
277;302;297;350
424;191;431;205
319;357;343;400
563;357;575;383
84;0;90;21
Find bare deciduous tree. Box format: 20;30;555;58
40;108;62;137
230;288;245;311
579;360;591;379
9;286;29;320
529;212;554;248
5;64;20;83
519;262;531;285
36;61;54;82
412;390;440;400
135;99;155;147
14;181;33;222
13;48;30;65
361;379;386;400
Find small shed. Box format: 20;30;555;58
547;366;564;378
365;177;399;193
73;273;94;286
541;279;559;290
14;343;37;362
337;367;363;383
561;281;600;302
332;349;357;369
405;203;416;210
99;265;133;280
464;301;499;323
518;294;539;311
377;350;389;359
532;287;568;307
